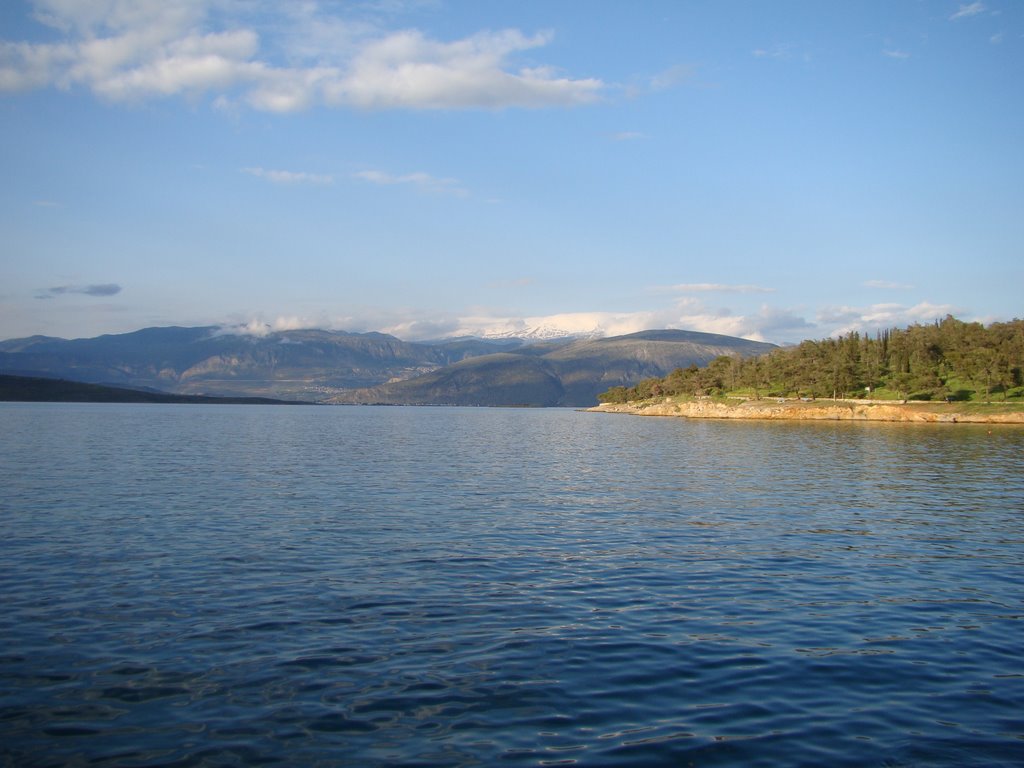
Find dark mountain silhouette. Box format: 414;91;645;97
0;374;307;404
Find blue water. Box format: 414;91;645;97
1;403;1023;767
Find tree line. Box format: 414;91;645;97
599;316;1024;404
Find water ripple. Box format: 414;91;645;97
1;404;1023;766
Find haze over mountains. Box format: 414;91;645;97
0;326;775;406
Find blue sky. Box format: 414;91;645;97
1;0;1021;343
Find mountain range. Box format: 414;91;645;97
0;326;775;406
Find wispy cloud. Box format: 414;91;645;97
214;298;977;346
215;316;316;337
752;43;811;62
658;283;776;294
818;301;960;336
950;2;986;20
486;277;536;289
366;300;814;344
657;299;813;342
36;283;122;299
243;167;334;185
327;28;603;110
648;64;694;91
384;311;665;341
350;299;987;345
863;279;914;290
990;32;1004;44
0;3;604;112
882;49;911;60
354;169;467;196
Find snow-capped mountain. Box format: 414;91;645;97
476;323;606;342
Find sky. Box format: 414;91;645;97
1;0;1021;344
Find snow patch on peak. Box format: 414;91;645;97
478;323;606;341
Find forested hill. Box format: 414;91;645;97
600;316;1024;404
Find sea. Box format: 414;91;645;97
2;402;1023;767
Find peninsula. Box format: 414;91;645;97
592;316;1024;424
591;397;1024;424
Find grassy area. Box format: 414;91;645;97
640;391;1024;413
921;400;1024;415
661;386;1024;404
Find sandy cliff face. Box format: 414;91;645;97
591;399;1024;424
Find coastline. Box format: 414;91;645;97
589;398;1024;424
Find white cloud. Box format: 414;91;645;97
190;299;986;348
6;1;262;99
205;295;975;346
0;2;604;111
241;65;336;112
950;2;986;20
0;40;74;91
31;0;203;37
216;315;321;337
818;301;961;337
243;167;334;185
354;169;467;196
327;28;602;110
665;299;814;342
524;311;657;338
374;302;813;344
383;311;664;341
220;319;274;337
883;49;911;60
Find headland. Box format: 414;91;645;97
590;397;1024;424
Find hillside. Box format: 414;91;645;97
330;329;775;407
599;316;1024;405
0;325;776;407
0;374;306;404
0;326;523;401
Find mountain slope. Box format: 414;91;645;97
0;327;523;401
0;325;775;406
0;374;307;404
331;330;775;407
338;354;566;406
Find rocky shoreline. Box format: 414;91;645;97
590;398;1024;424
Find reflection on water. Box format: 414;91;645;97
1;403;1023;766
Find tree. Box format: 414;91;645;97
598;386;629;404
596;316;1024;405
971;347;997;404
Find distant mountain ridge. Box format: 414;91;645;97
0;374;307;405
330;329;776;407
0;325;775;406
0;326;523;401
